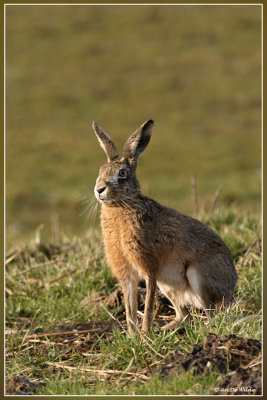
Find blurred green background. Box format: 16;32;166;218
6;5;261;247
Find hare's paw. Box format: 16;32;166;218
162;314;192;331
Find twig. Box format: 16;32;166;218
242;355;262;370
45;361;149;380
5;251;21;265
39;271;71;288
5;345;33;357
243;360;262;369
142;353;152;374
23;327;110;340
209;186;222;215
191;174;198;218
27;338;63;345
244;238;261;257
137;327;165;359
20;345;35;353
101;304;126;333
238;238;262;269
50;214;60;244
6;367;32;375
5;328;20;335
6;316;31;320
5;287;13;296
10;259;57;277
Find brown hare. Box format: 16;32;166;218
92;119;237;336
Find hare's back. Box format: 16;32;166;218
159;206;232;259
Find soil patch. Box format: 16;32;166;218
5;376;46;395
160;332;261;395
86;287;174;319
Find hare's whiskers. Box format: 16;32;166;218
120;199;132;212
87;200;98;221
79;196;96;218
90;201;99;229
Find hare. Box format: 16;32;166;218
92;119;237;335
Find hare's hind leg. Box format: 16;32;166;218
162;305;191;331
157;282;192;330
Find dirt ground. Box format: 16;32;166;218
5;376;46;396
160;332;261;395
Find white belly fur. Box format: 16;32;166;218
157;261;205;309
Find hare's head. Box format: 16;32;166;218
92;119;154;205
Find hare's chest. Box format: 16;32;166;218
101;214;122;248
101;209;143;258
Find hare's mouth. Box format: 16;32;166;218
94;191;104;203
94;186;109;203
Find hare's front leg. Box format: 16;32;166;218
142;276;157;333
120;270;139;336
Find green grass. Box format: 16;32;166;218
5;4;261;246
5;206;262;395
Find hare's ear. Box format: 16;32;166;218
123;119;154;163
92;121;119;162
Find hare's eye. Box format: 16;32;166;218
118;168;126;178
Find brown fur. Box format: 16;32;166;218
92;120;237;335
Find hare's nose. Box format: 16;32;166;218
97;186;106;194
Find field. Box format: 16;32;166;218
5;207;262;395
5;4;262;396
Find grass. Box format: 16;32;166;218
5;4;261;246
5;205;262;395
